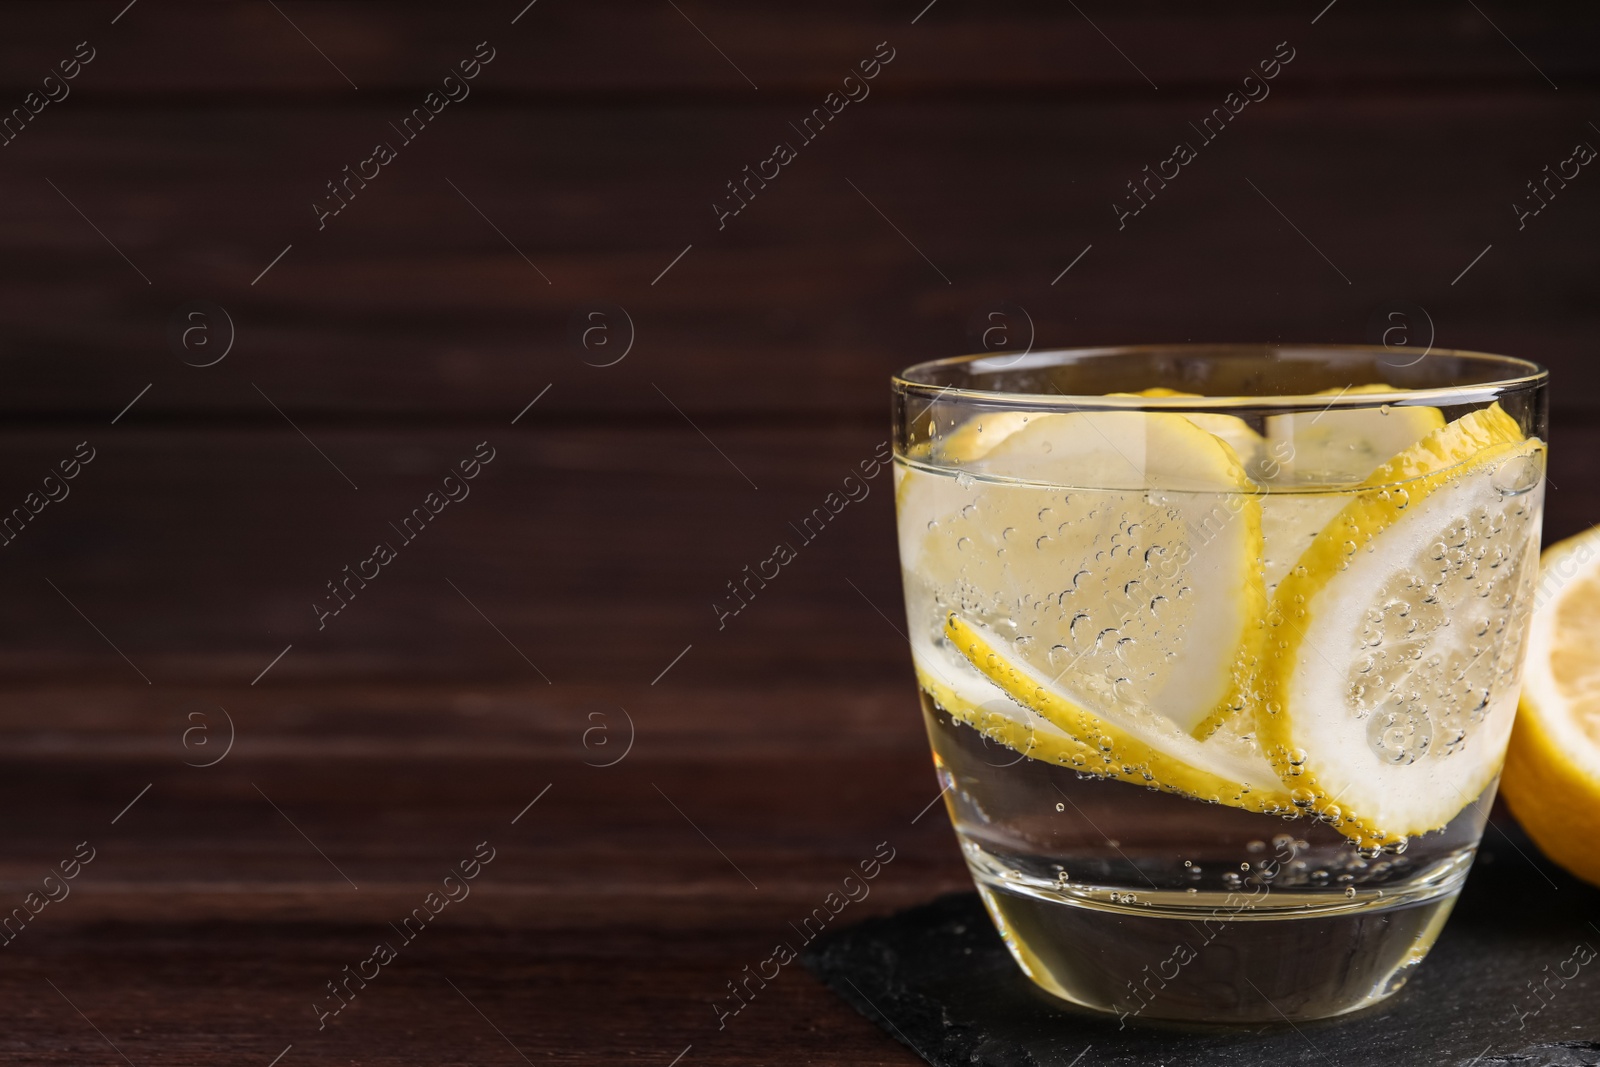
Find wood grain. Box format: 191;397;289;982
0;1;1597;97
0;98;1598;418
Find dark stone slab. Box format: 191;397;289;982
803;827;1600;1067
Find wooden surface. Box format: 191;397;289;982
0;2;1597;1064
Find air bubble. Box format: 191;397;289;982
1492;452;1542;497
1055;802;1064;812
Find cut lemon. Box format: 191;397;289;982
1113;387;1265;471
897;411;1036;513
944;614;1293;811
912;633;1108;772
1259;405;1545;846
1259;387;1447;596
897;410;1267;741
1502;527;1600;887
1263;385;1444;486
938;410;1036;463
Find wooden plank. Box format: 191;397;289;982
0;424;904;684
0;99;1597;417
0;1;1596;96
0;681;954;1065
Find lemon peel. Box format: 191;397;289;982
1258;404;1543;846
1502;526;1600;888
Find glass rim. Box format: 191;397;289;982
892;343;1548;412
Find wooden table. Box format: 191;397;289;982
0;3;1596;1063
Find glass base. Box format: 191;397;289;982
966;841;1467;1025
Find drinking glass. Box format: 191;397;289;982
892;345;1547;1023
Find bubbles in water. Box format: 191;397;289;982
1492;452;1543;497
1055;802;1065;812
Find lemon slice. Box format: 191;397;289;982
897;412;1037;513
938;411;1035;463
1260;493;1351;598
1263;385;1444;485
944;615;1293;811
912;633;1100;771
1501;527;1600;887
1113;387;1265;471
897;409;1267;747
1258;387;1448;597
1259;405;1545;846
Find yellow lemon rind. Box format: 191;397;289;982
945;614;1297;816
1503;693;1600;888
913;659;1085;770
1501;527;1600;888
1188;484;1269;742
1258;404;1534;846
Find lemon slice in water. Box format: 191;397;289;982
912;632;1103;773
898;410;1267;742
1263;385;1444;485
938;411;1035;463
1258;386;1447;598
943;614;1293;811
1112;388;1265;471
1258;405;1544;846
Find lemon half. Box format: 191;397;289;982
1502;526;1600;887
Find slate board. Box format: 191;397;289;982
804;826;1600;1067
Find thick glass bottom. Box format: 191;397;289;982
967;840;1466;1024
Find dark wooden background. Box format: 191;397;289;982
0;2;1597;1063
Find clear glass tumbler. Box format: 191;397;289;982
892;345;1547;1023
